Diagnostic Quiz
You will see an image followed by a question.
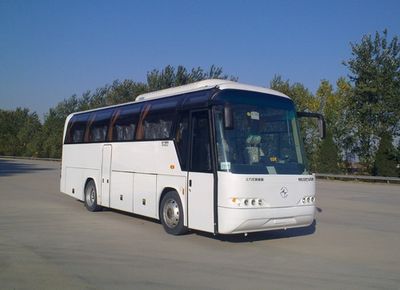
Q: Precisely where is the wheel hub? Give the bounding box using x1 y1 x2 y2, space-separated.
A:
163 199 180 228
86 186 96 206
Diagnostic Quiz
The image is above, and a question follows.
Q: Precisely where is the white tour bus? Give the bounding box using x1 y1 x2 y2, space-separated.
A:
60 80 325 235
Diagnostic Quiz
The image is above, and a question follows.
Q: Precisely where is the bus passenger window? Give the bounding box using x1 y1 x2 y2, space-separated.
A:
72 128 84 143
112 104 141 141
66 113 89 144
140 98 178 140
88 109 114 142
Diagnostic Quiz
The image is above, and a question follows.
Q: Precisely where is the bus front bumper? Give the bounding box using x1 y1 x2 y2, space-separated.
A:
217 205 315 234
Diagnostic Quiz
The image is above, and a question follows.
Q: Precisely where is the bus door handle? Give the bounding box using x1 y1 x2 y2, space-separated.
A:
189 179 192 187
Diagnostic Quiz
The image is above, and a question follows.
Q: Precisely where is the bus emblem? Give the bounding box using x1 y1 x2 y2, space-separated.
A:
280 187 289 199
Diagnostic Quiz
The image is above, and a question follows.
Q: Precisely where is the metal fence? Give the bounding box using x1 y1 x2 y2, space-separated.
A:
316 173 400 184
0 155 61 162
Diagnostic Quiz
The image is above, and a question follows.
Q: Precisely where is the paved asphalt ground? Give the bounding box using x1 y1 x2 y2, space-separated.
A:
0 158 399 290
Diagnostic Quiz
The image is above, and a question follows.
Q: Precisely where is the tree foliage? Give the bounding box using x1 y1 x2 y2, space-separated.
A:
344 29 400 170
146 65 237 91
0 108 42 156
373 133 398 177
317 129 340 174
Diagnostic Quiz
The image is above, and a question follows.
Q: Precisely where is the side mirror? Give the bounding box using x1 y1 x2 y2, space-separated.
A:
224 104 234 130
297 112 326 139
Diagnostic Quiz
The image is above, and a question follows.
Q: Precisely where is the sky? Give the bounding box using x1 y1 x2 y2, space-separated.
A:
1 0 399 119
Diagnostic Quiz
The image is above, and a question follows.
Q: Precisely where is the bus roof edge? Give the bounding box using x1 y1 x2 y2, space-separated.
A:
136 79 289 102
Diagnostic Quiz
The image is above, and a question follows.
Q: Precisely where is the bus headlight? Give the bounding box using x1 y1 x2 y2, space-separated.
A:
300 195 315 205
231 197 266 207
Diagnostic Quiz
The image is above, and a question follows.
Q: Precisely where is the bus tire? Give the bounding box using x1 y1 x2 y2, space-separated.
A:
84 179 102 212
160 191 187 235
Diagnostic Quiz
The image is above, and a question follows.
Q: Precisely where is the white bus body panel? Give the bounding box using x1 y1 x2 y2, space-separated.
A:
217 172 316 234
61 143 104 200
110 171 134 212
133 173 157 218
101 145 112 206
60 141 188 224
187 172 214 233
218 206 315 234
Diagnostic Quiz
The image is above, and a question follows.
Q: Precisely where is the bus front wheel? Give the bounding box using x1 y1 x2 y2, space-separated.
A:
84 179 102 212
160 191 187 235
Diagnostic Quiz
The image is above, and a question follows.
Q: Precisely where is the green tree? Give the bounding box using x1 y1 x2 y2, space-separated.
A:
270 75 319 111
316 129 340 173
344 29 400 172
315 80 340 172
373 133 398 176
0 108 42 156
18 111 42 157
146 65 236 91
41 96 81 158
315 78 358 172
331 78 356 170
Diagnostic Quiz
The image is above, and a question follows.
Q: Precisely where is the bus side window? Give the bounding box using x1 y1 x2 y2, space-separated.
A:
64 120 74 144
88 109 114 142
136 104 151 141
112 104 141 141
175 112 189 171
66 113 89 144
139 98 178 140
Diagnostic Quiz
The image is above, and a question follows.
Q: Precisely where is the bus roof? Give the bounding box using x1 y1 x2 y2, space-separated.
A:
67 79 290 117
136 79 289 101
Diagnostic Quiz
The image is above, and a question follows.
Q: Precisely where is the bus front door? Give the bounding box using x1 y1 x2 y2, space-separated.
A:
101 144 112 207
187 110 214 233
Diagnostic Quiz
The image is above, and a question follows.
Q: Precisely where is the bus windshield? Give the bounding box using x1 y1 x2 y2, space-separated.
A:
213 90 308 175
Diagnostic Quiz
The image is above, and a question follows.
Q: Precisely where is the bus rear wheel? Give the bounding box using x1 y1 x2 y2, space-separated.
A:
160 191 187 235
84 179 102 212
